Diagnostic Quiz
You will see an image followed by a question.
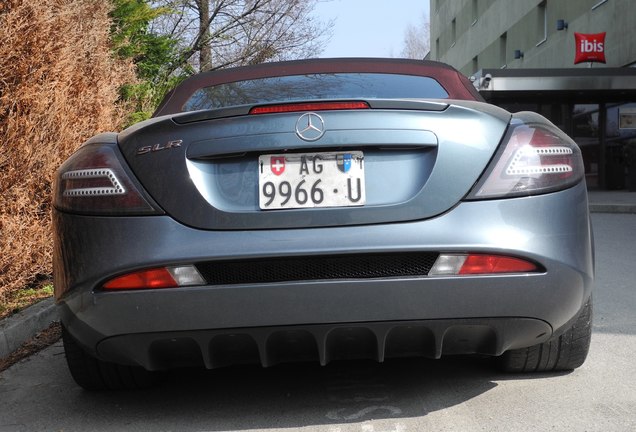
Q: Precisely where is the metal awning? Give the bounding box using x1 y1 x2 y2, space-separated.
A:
472 68 636 101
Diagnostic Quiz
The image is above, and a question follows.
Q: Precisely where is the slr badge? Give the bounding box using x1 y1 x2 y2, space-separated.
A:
137 139 183 156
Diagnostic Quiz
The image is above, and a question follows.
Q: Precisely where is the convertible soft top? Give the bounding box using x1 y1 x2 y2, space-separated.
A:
153 58 483 116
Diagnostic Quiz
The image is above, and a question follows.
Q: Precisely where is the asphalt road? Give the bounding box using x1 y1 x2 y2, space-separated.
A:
1 213 635 432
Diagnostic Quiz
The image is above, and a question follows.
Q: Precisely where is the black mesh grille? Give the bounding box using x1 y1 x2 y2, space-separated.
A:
196 252 439 285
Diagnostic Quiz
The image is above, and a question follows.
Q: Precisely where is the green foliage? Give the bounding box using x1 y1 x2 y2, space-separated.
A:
109 0 184 124
110 0 171 78
0 284 54 320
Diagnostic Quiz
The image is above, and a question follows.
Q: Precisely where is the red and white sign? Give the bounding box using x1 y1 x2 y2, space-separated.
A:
574 32 606 64
270 156 286 176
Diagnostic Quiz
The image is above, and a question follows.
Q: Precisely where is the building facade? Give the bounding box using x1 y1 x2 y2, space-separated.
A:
431 0 636 75
430 0 636 190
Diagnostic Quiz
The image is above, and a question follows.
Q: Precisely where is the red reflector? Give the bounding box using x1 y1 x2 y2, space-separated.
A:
250 101 369 114
103 268 178 290
458 255 538 275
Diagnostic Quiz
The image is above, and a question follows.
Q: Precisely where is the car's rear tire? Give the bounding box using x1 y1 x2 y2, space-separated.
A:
62 326 155 390
499 297 592 373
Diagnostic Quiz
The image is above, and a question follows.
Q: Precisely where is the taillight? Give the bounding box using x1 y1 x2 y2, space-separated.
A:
430 254 540 276
103 265 205 290
467 118 585 199
53 143 161 215
249 101 369 114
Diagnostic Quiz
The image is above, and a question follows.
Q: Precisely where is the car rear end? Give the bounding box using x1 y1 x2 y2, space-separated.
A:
52 59 593 385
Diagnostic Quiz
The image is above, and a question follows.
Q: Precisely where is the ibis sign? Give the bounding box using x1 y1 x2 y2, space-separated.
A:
574 32 606 64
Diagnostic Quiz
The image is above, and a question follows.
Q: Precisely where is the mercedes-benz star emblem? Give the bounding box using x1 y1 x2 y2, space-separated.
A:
295 112 325 142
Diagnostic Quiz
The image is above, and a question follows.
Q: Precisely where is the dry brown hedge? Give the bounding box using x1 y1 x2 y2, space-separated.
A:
0 0 136 303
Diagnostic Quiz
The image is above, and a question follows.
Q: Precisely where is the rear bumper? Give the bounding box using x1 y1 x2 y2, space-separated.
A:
87 318 551 371
54 182 593 368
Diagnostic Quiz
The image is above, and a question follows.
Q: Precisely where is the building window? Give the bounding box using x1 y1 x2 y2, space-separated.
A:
472 56 478 73
451 18 456 47
436 38 440 60
500 33 507 68
471 0 478 25
536 1 547 46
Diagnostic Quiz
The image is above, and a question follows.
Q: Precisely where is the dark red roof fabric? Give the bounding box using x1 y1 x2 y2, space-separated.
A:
155 58 481 117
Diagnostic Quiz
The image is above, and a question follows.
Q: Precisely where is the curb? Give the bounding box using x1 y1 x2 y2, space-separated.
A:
589 204 636 214
0 298 58 359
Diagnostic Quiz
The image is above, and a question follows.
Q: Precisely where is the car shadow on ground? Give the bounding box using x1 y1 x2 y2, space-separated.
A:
64 354 568 431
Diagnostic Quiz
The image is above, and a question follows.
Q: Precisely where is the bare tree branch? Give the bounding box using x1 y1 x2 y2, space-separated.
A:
152 0 333 75
400 12 430 59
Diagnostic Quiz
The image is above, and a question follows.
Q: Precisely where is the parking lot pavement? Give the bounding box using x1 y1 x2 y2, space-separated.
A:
0 213 635 431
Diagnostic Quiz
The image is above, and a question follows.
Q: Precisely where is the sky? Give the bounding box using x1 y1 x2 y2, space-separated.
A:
312 0 431 58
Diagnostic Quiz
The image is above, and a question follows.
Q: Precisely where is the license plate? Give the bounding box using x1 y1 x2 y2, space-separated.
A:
258 151 365 210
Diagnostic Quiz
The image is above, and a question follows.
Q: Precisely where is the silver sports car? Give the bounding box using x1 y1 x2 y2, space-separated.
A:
53 58 593 390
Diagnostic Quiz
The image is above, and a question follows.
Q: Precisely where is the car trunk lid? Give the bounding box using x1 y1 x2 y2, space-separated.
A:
117 99 510 230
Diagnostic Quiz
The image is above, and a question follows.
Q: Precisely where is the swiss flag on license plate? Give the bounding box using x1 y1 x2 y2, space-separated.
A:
270 156 285 176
